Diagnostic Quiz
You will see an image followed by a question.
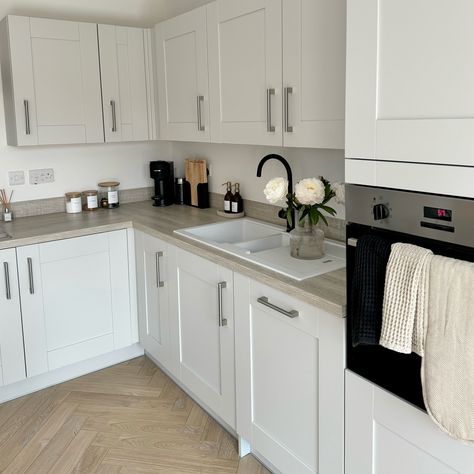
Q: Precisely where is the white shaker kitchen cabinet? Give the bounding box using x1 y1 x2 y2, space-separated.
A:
0 249 26 387
154 6 210 142
346 0 474 166
345 371 474 474
98 25 150 143
235 276 345 474
17 231 133 378
135 231 178 378
0 16 103 146
207 0 283 146
172 248 235 429
282 0 345 149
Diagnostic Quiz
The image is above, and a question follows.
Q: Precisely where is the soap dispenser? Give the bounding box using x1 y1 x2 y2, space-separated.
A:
232 183 244 214
223 181 233 213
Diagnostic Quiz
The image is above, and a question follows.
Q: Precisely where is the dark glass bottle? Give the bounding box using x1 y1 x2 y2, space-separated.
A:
232 183 244 214
223 181 233 213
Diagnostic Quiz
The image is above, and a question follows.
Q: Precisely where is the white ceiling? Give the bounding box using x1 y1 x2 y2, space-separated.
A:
0 0 213 27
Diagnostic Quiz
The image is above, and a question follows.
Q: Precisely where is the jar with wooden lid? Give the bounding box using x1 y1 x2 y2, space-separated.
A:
98 181 120 209
82 190 98 211
65 192 82 214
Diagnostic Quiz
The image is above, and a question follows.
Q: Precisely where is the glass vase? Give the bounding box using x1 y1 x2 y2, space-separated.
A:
289 210 325 260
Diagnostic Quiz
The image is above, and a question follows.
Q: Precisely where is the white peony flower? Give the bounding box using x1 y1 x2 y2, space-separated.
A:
295 178 325 205
332 182 345 204
263 177 288 204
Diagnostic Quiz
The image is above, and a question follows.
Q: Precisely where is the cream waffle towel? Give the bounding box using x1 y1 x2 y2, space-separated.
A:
422 255 474 443
380 243 433 356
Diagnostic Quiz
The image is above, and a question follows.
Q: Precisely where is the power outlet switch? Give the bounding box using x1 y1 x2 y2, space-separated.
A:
29 168 55 185
8 170 25 186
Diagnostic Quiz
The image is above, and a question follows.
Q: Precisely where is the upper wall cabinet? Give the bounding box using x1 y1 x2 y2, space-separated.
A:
98 25 151 143
0 16 104 146
207 1 282 147
282 0 346 149
346 0 474 166
154 6 211 142
207 0 346 148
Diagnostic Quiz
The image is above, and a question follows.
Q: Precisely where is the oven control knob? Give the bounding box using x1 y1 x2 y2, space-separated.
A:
373 203 390 220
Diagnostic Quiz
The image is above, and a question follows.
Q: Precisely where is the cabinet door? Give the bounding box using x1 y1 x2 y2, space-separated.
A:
135 231 178 377
173 249 235 428
208 0 282 145
346 0 474 166
283 0 345 149
99 25 149 143
18 231 132 377
0 249 26 386
1 16 103 146
345 371 474 474
235 276 345 474
155 6 210 142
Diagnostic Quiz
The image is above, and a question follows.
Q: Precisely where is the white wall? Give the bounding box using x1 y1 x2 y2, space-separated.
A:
171 142 346 218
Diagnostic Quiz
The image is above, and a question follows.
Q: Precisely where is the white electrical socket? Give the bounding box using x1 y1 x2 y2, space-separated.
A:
8 170 25 186
29 168 55 185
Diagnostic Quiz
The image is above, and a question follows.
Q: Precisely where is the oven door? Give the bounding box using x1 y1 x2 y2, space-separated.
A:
346 222 474 410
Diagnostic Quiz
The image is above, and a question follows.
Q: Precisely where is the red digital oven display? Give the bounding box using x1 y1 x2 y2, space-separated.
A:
423 206 453 222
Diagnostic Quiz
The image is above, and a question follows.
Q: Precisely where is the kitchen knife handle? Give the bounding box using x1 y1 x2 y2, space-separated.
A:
217 281 227 327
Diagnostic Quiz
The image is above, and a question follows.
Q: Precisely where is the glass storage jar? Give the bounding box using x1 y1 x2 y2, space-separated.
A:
98 181 120 209
82 190 98 211
65 192 82 214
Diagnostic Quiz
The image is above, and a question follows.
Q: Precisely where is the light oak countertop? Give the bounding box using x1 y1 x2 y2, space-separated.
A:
0 202 346 317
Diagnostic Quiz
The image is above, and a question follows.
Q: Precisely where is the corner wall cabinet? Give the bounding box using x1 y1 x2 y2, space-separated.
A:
154 6 211 142
234 275 345 474
345 371 474 474
0 248 26 387
0 16 104 146
98 25 150 142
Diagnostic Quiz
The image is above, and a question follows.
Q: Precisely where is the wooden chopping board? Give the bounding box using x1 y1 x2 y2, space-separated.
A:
185 159 207 206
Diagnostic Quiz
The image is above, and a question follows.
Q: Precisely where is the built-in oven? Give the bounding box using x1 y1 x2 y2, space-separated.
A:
345 184 474 410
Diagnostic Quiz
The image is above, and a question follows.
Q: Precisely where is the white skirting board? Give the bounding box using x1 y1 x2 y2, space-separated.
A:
0 343 144 404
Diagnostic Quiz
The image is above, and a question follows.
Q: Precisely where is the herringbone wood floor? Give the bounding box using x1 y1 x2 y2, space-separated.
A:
0 356 271 473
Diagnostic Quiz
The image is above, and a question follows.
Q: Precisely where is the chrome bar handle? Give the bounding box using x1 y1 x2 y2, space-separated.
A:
197 95 205 131
284 87 293 133
27 257 34 295
24 100 31 135
266 88 275 132
3 262 11 300
217 281 227 327
110 100 117 132
155 251 164 288
257 296 299 319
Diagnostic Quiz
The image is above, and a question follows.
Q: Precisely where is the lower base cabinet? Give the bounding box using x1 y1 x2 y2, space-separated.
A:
173 248 236 430
345 370 474 474
17 230 134 378
0 248 26 386
234 275 345 474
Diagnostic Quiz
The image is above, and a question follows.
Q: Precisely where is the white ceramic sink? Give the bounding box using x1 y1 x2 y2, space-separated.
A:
175 218 346 281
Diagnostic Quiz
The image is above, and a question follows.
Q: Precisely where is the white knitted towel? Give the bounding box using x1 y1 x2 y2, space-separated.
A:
380 243 433 356
422 255 474 443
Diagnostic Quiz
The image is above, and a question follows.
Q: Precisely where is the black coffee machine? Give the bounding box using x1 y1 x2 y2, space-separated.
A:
150 161 174 206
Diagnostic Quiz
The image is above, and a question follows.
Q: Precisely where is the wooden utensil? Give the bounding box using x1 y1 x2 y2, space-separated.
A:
185 159 207 206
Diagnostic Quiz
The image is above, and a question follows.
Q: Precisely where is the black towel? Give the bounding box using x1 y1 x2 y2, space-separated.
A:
351 234 392 347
